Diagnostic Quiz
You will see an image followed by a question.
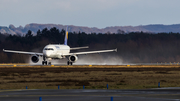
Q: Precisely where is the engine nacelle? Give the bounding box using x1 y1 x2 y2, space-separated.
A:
69 55 78 62
31 55 39 63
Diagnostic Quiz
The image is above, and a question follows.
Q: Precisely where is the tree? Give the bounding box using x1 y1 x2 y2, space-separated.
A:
117 29 125 34
2 27 180 63
37 29 41 36
25 30 33 38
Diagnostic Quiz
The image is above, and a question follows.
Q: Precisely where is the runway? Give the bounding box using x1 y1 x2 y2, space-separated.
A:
0 88 180 101
0 63 180 68
0 64 179 101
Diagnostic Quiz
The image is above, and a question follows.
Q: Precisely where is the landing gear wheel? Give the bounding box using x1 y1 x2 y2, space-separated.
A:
67 61 73 65
42 61 47 65
48 62 51 65
67 61 70 65
45 61 47 65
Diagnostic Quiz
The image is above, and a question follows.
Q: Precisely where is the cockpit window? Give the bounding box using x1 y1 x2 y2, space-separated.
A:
44 48 54 50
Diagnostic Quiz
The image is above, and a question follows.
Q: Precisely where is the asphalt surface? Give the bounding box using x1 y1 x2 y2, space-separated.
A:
0 88 180 101
1 62 180 66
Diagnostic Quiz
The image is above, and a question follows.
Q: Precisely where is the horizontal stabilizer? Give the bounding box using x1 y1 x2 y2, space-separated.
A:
70 46 89 50
63 48 117 56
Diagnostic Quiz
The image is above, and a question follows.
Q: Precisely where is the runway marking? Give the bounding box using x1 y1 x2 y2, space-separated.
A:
0 93 180 98
1 65 180 68
0 89 25 92
0 89 39 93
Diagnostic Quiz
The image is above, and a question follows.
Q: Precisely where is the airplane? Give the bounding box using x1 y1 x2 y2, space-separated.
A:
3 27 117 65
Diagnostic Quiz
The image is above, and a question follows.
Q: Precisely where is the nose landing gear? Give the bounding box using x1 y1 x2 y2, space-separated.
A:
42 56 47 65
42 61 47 65
42 56 51 65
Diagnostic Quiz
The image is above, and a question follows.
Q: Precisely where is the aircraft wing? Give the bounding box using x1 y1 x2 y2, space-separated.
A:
64 48 117 55
3 49 43 56
70 46 89 50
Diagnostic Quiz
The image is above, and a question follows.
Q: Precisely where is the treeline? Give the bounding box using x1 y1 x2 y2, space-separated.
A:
0 27 180 63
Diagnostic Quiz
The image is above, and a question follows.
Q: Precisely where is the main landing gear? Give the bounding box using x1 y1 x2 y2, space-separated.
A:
42 56 51 65
42 61 51 65
67 61 73 65
42 61 47 65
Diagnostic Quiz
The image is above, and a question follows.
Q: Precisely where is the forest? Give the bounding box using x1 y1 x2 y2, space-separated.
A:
0 27 180 63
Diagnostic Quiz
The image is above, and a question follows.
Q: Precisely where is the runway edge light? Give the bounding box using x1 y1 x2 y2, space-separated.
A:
158 82 160 88
39 97 42 101
111 97 113 101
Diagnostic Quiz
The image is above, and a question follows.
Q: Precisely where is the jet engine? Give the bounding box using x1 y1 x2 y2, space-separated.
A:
31 55 39 63
69 55 78 62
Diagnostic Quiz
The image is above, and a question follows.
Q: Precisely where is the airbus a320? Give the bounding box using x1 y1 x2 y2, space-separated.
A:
3 27 117 65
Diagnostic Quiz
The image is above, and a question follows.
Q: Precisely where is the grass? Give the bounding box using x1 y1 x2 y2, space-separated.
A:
0 66 180 89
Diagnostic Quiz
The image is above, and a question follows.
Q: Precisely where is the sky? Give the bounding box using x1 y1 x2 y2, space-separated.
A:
0 0 180 28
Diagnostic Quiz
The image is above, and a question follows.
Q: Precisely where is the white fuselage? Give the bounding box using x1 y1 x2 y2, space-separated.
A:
43 44 70 59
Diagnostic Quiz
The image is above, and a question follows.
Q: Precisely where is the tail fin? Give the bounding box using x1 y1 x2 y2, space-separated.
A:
64 26 68 45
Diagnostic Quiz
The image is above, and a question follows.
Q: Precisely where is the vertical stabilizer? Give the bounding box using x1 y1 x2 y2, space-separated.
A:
64 26 68 45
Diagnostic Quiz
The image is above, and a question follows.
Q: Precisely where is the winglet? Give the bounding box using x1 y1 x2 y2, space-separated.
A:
114 48 117 52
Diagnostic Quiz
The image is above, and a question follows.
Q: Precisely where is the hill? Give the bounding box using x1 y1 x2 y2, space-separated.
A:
1 23 180 35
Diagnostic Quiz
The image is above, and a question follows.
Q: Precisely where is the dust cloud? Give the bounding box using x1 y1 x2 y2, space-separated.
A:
26 56 67 65
75 54 124 65
26 54 124 65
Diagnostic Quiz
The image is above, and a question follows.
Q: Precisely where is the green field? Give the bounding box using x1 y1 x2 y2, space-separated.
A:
0 65 180 89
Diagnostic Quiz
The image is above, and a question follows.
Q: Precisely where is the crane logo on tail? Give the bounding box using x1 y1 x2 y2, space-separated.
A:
64 26 68 45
